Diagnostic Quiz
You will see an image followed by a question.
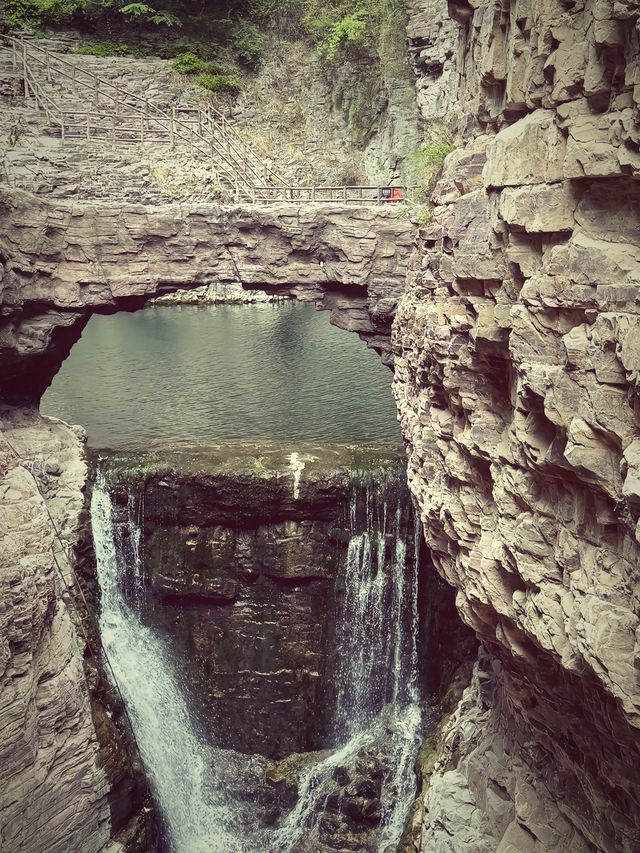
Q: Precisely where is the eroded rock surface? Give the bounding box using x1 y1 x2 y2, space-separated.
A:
395 0 640 849
0 408 154 852
0 189 413 401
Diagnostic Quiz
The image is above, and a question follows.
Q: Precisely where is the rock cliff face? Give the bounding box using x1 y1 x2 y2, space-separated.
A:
395 0 640 849
234 36 425 187
0 408 154 852
0 189 413 401
2 0 639 848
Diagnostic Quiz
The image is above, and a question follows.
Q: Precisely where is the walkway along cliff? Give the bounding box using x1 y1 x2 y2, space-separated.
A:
1 0 640 850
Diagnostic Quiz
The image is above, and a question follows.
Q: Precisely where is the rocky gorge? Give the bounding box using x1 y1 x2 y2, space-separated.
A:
395 0 640 849
1 0 640 852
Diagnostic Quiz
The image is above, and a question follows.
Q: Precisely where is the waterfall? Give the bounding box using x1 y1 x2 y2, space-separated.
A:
273 475 422 852
91 471 252 853
91 464 423 853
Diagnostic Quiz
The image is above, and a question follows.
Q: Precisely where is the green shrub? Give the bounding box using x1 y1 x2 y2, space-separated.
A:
407 130 456 201
320 9 367 60
195 72 242 94
418 140 455 170
158 39 219 60
76 40 153 57
76 40 131 57
172 51 209 74
172 52 234 79
411 204 433 227
231 19 265 67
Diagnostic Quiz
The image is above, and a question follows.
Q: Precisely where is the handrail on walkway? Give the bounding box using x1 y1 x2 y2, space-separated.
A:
0 33 412 205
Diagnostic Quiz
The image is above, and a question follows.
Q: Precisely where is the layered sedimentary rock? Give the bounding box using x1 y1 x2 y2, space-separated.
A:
0 408 154 852
406 0 458 125
0 189 413 401
395 0 640 849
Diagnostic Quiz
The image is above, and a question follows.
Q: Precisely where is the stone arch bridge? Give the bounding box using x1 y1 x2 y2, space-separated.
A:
0 188 414 403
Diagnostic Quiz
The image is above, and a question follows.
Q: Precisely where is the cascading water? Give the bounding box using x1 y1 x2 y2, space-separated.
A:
91 470 258 853
274 473 423 852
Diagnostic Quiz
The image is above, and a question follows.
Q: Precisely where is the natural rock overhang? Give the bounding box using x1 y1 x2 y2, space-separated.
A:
0 189 414 403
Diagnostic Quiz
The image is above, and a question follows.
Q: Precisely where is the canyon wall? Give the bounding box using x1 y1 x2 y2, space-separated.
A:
2 0 640 848
395 0 640 849
0 408 154 852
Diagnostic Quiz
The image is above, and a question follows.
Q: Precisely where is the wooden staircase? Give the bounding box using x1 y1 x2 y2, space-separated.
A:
0 34 410 205
0 33 288 201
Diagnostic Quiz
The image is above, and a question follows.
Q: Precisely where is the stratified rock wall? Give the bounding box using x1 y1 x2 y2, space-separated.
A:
0 191 413 401
407 0 459 125
395 0 640 849
0 409 153 852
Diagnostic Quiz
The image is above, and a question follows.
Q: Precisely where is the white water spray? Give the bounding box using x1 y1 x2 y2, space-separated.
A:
287 451 305 500
91 471 249 853
274 475 423 852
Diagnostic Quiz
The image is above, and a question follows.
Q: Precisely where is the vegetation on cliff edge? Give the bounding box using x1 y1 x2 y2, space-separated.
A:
3 0 407 69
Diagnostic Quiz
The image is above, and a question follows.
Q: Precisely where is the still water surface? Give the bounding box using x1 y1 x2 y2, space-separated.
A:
42 302 401 448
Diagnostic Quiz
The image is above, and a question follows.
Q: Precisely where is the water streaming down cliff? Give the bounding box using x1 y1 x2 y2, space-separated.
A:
91 471 261 853
91 461 423 852
274 476 423 852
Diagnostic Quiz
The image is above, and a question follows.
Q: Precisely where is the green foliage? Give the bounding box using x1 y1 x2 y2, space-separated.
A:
231 19 265 67
4 0 80 29
195 72 241 94
417 140 455 170
319 8 366 59
76 40 133 56
158 38 219 60
172 50 208 74
407 127 456 203
295 0 407 66
120 2 153 17
411 204 433 227
2 0 408 85
172 51 233 81
3 0 181 31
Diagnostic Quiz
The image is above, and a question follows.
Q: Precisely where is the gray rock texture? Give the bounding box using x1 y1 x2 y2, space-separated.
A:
2 0 640 849
395 0 640 849
0 189 413 401
406 0 458 125
150 282 289 304
0 408 154 852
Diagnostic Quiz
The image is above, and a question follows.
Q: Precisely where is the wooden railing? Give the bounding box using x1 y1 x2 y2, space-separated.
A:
0 33 287 197
251 185 412 203
0 34 411 206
